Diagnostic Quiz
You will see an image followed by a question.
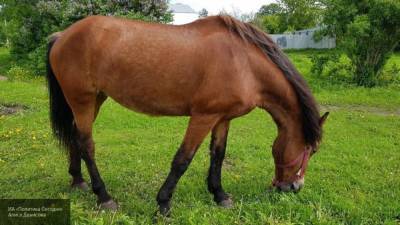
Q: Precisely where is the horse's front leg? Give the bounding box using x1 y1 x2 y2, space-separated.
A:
156 115 221 216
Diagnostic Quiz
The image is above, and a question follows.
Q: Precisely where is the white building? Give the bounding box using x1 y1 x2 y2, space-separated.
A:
270 28 336 49
169 3 199 25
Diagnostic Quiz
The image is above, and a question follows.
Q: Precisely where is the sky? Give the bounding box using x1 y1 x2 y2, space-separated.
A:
170 0 276 15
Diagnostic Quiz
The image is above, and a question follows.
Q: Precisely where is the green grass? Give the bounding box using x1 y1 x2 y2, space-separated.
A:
1 49 399 224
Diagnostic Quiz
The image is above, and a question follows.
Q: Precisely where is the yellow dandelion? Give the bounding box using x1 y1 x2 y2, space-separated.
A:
32 136 36 140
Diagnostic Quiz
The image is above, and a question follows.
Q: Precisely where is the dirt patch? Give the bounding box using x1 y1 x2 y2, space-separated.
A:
0 75 8 81
321 104 400 116
0 103 28 115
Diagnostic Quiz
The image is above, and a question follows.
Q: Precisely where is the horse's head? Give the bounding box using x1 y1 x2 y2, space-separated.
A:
272 112 329 192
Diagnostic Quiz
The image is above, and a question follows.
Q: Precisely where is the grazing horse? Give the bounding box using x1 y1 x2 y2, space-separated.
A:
46 15 329 215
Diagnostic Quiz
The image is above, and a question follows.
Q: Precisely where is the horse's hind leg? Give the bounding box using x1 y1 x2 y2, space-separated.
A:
69 92 107 191
69 140 88 190
157 115 221 215
207 120 233 207
69 94 116 210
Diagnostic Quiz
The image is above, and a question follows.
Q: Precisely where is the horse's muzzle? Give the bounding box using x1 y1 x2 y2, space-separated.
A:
274 177 305 193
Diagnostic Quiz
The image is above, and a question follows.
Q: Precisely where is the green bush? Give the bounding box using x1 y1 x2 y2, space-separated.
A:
26 44 47 76
311 52 400 87
6 66 33 81
310 52 354 84
0 25 6 46
380 63 400 86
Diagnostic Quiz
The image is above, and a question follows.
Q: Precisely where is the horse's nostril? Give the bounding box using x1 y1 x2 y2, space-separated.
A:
290 183 296 190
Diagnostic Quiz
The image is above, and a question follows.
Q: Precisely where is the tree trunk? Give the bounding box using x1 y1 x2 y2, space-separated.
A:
352 47 389 87
354 63 376 87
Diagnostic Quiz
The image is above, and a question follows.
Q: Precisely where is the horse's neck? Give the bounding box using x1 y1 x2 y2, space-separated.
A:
253 57 304 147
267 100 302 139
263 90 304 164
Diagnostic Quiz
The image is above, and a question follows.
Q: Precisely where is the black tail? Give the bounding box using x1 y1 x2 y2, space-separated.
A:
46 36 77 150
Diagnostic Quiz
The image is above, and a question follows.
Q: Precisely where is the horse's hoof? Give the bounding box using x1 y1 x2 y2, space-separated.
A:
99 199 118 211
218 197 234 208
71 181 89 191
158 204 171 217
153 209 171 223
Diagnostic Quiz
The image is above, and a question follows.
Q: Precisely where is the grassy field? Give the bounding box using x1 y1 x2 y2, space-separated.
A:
1 48 399 224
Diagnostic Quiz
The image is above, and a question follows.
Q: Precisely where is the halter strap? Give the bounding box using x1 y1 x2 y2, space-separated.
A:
275 149 308 169
272 147 312 187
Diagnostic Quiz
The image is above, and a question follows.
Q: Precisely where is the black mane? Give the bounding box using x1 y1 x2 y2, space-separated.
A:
218 15 322 146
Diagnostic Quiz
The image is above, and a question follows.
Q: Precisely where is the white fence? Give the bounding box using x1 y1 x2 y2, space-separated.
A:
269 28 336 49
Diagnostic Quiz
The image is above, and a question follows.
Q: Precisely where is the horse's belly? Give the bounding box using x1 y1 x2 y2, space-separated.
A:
111 94 191 116
102 80 194 116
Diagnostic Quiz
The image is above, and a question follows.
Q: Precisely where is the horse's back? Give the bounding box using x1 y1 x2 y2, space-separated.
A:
50 16 257 117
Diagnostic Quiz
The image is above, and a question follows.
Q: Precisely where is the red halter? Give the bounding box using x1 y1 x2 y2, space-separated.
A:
272 147 312 187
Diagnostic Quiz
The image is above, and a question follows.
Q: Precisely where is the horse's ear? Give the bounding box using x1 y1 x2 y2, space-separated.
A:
319 112 329 126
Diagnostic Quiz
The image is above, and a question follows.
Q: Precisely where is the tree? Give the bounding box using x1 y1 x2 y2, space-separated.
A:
320 0 400 86
199 8 208 18
257 3 283 16
280 0 322 31
260 15 286 34
0 0 172 75
255 0 322 34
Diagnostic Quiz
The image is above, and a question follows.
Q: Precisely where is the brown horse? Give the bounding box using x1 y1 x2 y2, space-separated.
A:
46 15 329 215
